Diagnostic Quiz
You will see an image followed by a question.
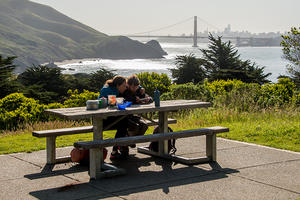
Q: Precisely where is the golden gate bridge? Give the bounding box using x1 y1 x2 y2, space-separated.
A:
125 16 280 47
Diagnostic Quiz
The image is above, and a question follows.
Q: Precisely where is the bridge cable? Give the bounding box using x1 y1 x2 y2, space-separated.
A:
129 16 194 35
197 16 221 31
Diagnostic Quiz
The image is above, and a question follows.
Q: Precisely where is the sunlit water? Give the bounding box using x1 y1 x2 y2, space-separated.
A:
59 37 288 82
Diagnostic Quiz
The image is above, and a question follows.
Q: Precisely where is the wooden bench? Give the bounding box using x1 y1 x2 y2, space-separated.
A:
32 118 177 164
74 126 229 179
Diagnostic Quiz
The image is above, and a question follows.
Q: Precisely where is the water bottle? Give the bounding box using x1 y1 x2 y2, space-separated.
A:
154 89 160 107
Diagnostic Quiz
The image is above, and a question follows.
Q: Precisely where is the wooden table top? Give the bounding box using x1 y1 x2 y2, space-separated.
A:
45 100 211 120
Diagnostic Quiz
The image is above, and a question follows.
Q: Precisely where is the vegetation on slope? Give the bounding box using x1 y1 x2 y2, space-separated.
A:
0 0 165 72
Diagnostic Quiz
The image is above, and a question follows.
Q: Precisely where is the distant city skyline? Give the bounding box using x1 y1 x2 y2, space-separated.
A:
31 0 300 36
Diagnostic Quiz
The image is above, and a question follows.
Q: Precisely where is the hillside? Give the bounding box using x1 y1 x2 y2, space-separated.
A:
0 0 165 72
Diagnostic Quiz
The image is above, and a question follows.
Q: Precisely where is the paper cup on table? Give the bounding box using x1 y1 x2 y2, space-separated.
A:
116 97 124 105
108 95 117 106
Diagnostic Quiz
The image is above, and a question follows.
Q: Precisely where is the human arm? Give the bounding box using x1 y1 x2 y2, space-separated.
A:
135 86 153 104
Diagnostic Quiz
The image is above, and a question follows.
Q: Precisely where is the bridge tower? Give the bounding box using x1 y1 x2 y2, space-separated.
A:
193 16 198 47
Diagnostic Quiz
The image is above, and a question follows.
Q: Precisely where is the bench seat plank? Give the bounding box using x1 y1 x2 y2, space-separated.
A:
74 126 229 149
33 126 93 138
137 147 211 165
32 118 177 138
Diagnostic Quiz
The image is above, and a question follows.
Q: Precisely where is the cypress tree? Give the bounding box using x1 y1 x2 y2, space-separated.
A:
200 34 271 84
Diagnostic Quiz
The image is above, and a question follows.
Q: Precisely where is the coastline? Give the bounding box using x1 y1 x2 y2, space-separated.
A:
53 58 101 66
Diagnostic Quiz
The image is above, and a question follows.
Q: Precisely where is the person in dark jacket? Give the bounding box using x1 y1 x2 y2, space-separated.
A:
122 74 153 104
99 75 129 160
121 75 153 148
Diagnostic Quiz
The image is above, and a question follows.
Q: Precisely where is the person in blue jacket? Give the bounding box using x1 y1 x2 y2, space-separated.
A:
99 76 127 99
99 75 129 160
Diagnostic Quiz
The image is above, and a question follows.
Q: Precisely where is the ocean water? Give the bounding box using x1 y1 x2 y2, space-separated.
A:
59 37 289 83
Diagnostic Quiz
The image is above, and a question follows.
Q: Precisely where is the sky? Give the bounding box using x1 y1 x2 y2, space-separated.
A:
31 0 300 36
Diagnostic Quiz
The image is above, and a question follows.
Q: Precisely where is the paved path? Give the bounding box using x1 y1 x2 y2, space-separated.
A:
0 137 299 200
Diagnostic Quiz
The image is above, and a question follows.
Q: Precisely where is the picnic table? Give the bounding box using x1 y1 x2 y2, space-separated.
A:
43 100 228 179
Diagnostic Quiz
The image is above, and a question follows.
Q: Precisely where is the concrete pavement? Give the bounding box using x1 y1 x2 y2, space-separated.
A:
0 137 299 200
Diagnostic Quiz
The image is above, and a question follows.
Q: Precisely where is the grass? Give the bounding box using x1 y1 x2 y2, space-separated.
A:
174 108 300 152
0 108 299 154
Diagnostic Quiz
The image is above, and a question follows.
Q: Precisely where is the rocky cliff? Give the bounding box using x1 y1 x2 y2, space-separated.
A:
0 0 166 72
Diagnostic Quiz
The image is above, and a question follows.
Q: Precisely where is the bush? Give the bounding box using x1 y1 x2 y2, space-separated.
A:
1 79 298 131
161 79 299 112
137 72 171 97
63 73 91 93
0 93 46 130
63 68 116 93
0 90 100 130
89 68 116 91
205 79 247 96
257 78 297 107
161 82 212 102
46 102 65 109
294 93 300 105
213 84 261 112
63 89 99 107
281 27 300 88
0 55 20 98
17 65 67 104
170 54 206 84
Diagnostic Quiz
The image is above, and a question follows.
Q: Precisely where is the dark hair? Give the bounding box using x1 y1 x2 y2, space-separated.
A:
105 75 126 87
127 74 140 86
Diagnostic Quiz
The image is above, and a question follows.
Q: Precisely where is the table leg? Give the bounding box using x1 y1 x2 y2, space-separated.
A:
89 117 126 179
90 117 103 179
206 133 217 161
46 136 56 164
137 111 214 165
158 111 169 155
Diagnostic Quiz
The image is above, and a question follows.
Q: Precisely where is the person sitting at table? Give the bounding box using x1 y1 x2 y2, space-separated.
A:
123 74 153 104
99 75 129 160
121 74 153 147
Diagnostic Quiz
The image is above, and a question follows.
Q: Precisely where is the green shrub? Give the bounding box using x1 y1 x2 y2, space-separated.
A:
0 93 46 130
0 90 101 130
205 79 247 96
46 102 65 109
0 55 20 98
294 93 300 105
63 89 99 107
161 82 212 102
137 72 171 97
161 79 299 112
257 78 296 107
17 65 67 104
213 84 261 112
1 78 298 131
171 54 206 84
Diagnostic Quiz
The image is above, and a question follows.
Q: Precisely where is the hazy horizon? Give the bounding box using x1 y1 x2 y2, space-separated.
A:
31 0 300 36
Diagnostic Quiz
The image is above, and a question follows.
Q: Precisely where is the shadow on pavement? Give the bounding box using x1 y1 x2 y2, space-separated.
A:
24 164 88 180
28 154 239 200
